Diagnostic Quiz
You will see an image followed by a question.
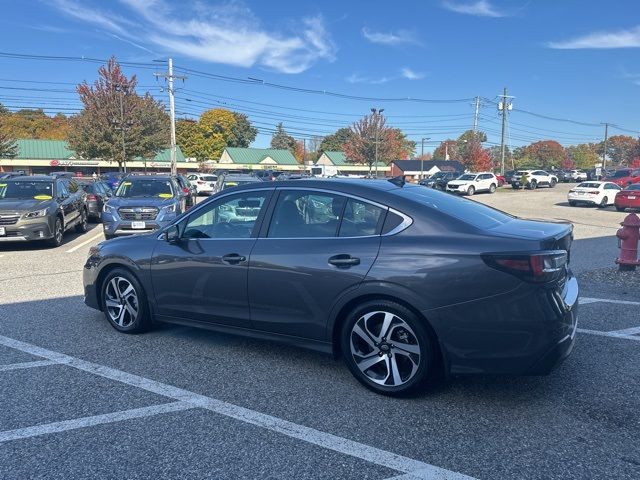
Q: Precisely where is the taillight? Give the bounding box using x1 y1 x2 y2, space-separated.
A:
482 250 567 283
587 190 599 195
182 187 189 194
568 190 576 194
87 194 97 201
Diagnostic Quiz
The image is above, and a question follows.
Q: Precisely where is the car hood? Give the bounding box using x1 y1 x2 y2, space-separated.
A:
106 197 177 208
0 198 54 213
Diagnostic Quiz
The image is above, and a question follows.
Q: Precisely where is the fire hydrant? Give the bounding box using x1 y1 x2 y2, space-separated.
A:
616 213 640 271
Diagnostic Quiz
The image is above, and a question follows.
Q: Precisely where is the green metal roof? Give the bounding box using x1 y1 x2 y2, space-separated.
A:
9 139 183 162
321 151 386 168
224 147 298 165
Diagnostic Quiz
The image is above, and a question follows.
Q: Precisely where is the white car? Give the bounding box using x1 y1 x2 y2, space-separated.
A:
187 173 218 196
568 181 621 208
446 172 498 196
568 170 588 182
511 170 558 189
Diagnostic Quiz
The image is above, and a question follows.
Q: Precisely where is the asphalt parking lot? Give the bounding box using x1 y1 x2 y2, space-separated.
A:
1 183 639 480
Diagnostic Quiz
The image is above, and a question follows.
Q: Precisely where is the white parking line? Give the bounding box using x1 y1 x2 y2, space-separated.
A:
580 296 640 306
0 402 193 443
577 328 640 342
65 231 104 253
0 334 476 480
0 359 60 372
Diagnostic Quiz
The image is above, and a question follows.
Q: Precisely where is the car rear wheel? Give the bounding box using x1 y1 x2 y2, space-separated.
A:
616 206 626 212
598 197 608 208
467 186 475 196
101 269 151 333
341 301 435 396
489 183 496 193
75 209 88 233
569 201 577 207
46 217 64 248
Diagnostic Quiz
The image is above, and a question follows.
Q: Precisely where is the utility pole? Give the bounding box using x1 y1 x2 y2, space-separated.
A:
602 122 609 174
371 108 384 177
473 96 480 133
154 58 186 176
498 88 514 175
420 137 430 179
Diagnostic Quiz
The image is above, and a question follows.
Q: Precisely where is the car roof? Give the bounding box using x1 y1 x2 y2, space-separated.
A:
6 175 54 182
222 178 403 196
223 174 261 181
123 175 173 181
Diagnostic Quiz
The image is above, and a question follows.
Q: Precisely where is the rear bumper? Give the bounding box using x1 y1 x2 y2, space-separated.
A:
614 198 640 208
426 274 579 376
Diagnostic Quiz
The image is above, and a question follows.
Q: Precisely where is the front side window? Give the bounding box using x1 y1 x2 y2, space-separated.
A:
183 192 268 239
56 180 69 197
268 191 346 238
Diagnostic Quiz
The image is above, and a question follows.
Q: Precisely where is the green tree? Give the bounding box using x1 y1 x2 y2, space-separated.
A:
319 127 353 152
597 135 638 166
489 145 513 171
566 143 599 169
230 112 257 147
270 123 296 152
0 120 17 158
68 57 169 170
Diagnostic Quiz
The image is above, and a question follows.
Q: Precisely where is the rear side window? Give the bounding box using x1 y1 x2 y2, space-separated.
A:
338 199 385 237
268 191 345 238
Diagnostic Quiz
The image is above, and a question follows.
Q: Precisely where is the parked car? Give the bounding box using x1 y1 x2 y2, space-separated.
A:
567 181 621 208
173 174 197 210
101 175 185 240
0 171 26 179
503 170 517 185
187 173 218 196
603 168 640 188
566 170 588 182
83 178 578 396
0 175 88 247
511 170 558 189
102 172 126 191
549 170 569 183
614 184 640 212
495 174 506 187
214 173 261 193
419 171 462 190
74 177 112 222
446 172 498 195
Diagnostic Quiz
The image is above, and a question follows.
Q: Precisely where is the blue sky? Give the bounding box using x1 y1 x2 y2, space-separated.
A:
1 0 640 151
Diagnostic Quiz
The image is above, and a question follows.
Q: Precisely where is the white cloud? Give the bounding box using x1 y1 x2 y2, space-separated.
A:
548 26 640 49
441 1 508 18
346 73 390 85
48 0 336 74
361 27 419 46
400 67 424 80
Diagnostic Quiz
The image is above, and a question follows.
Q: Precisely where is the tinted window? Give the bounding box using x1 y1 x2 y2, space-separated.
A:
627 184 640 191
396 186 514 229
57 180 69 197
115 179 174 198
0 181 54 199
381 211 405 235
268 191 345 238
577 182 601 188
339 199 385 237
459 174 476 181
612 170 631 178
183 192 268 239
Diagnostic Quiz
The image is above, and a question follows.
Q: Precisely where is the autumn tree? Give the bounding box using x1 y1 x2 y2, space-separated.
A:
270 123 296 152
566 143 599 169
433 140 459 160
462 137 491 171
0 114 17 158
597 135 638 166
457 130 487 158
69 57 169 170
342 112 411 172
489 145 513 171
520 140 565 169
561 157 575 170
293 140 305 164
319 128 353 152
1 108 70 140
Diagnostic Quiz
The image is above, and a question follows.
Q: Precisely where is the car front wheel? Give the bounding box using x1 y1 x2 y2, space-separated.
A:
467 186 475 196
550 179 557 187
101 269 151 333
46 217 64 248
341 301 435 396
75 209 88 233
489 183 496 193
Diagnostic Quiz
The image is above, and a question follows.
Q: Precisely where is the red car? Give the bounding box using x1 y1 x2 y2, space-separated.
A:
614 184 640 212
603 168 640 187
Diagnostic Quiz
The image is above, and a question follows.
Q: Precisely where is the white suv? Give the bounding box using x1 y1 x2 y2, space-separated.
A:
511 170 558 189
187 173 218 196
567 170 588 182
446 172 498 196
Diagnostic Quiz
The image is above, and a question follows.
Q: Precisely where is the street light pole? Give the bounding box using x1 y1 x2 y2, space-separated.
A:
371 108 385 178
420 137 430 179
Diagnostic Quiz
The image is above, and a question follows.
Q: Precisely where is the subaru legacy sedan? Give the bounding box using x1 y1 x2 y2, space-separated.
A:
84 178 578 396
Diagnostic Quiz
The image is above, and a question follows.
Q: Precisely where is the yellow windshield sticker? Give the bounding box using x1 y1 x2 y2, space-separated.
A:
158 193 172 198
34 195 52 200
226 182 237 187
122 181 132 186
0 183 7 187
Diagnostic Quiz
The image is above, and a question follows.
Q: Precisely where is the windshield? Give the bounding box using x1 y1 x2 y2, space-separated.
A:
612 170 631 178
430 172 446 179
626 184 640 191
458 174 476 181
202 175 217 181
115 179 174 198
577 182 601 188
0 181 54 200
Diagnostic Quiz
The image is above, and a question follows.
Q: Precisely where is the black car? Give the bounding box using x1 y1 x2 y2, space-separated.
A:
0 175 88 246
83 178 578 396
74 178 112 221
173 174 197 209
419 171 461 190
0 171 26 180
503 170 517 185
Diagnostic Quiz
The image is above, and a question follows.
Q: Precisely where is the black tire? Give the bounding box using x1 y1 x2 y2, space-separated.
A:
46 217 64 248
616 206 626 212
101 268 151 333
529 180 537 190
467 186 475 196
75 209 88 233
341 300 436 397
489 183 496 194
550 179 557 187
569 201 577 207
598 197 609 208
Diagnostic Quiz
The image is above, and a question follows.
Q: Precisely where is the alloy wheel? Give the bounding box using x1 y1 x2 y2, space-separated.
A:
104 277 139 327
54 220 63 244
349 311 421 387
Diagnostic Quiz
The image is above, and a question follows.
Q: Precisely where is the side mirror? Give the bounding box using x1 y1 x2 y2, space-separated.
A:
164 224 180 244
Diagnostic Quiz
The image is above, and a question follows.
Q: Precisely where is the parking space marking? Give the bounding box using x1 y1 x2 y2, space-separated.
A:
608 326 640 336
65 231 104 253
577 328 640 342
0 334 476 480
0 359 59 372
0 401 193 443
580 296 640 306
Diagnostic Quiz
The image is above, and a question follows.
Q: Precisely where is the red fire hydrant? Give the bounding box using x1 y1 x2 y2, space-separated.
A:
616 213 640 271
